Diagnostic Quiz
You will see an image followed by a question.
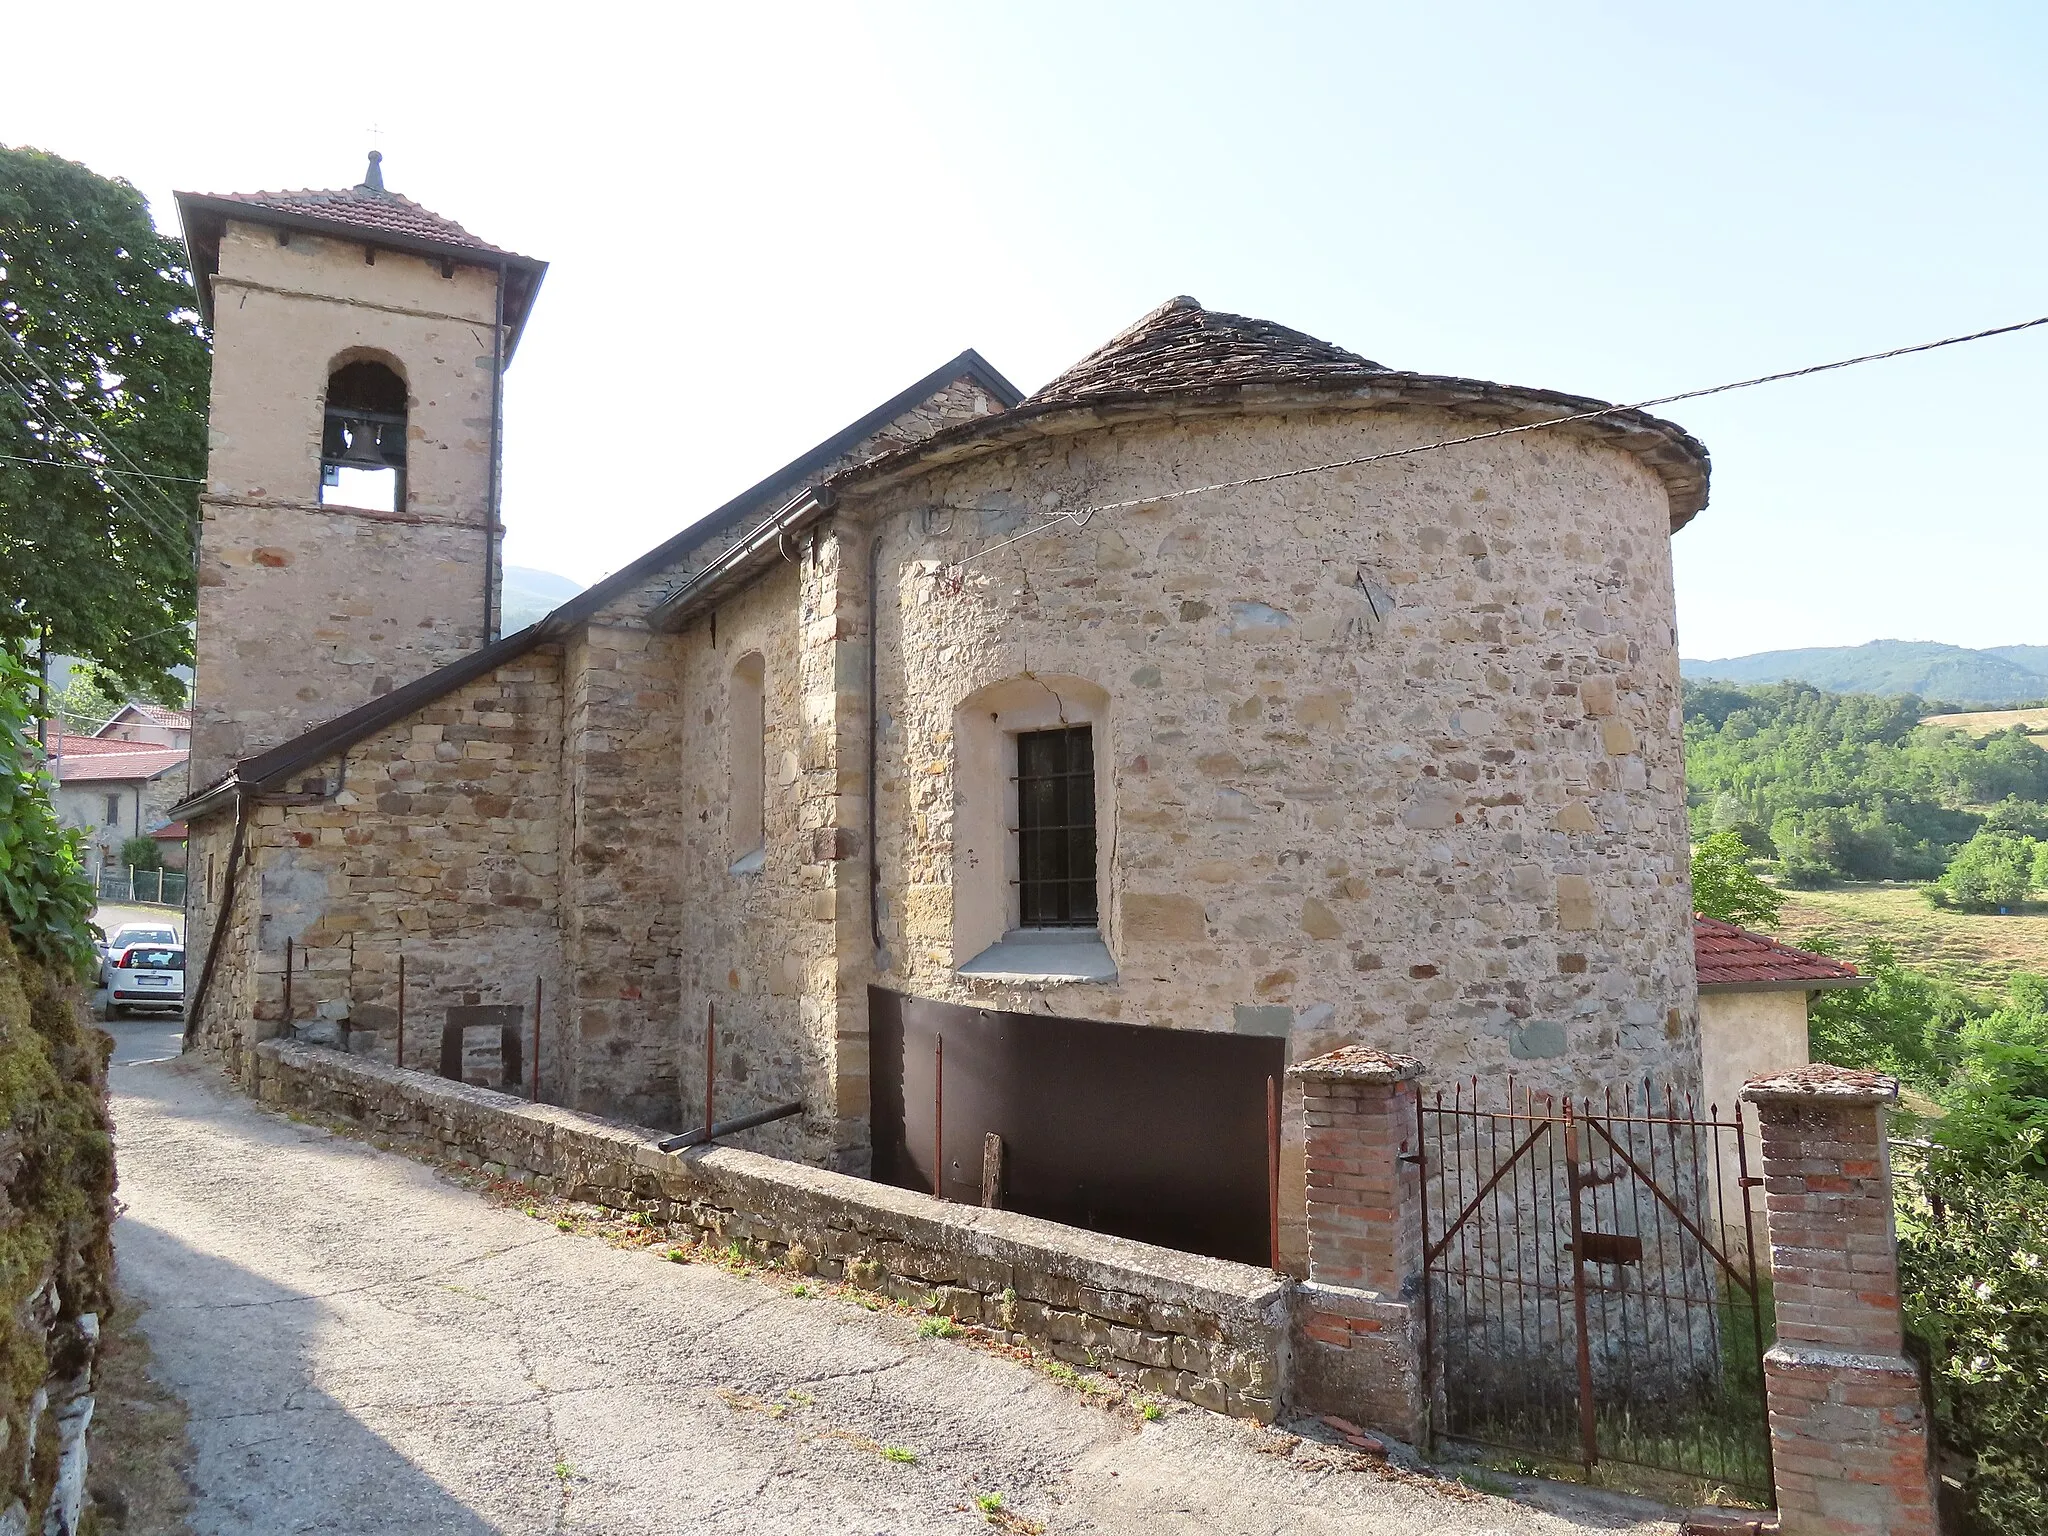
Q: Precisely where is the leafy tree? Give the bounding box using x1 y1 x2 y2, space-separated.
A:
0 146 208 702
1690 829 1784 928
0 650 97 977
1684 681 2048 886
1933 832 2039 914
1896 1147 2048 1535
2035 839 2048 898
1808 938 1975 1093
50 672 122 735
118 835 162 872
1934 976 2048 1167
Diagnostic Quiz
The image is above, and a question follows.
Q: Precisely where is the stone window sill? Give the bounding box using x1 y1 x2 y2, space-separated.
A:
729 848 766 876
957 929 1116 985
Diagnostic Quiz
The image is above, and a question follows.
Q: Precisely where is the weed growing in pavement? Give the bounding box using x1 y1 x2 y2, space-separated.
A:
784 1390 815 1408
916 1316 959 1339
975 1492 1004 1512
881 1445 917 1464
666 1247 688 1263
790 1282 812 1297
1141 1402 1163 1422
554 1219 573 1232
553 1462 574 1483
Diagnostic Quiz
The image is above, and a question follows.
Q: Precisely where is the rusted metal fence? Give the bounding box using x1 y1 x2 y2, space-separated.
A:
1419 1081 1773 1502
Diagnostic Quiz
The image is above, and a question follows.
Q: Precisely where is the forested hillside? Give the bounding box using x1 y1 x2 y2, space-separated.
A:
1682 640 2048 706
1684 681 2048 885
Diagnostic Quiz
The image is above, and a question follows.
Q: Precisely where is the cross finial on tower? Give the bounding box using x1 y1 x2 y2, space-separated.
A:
359 149 385 192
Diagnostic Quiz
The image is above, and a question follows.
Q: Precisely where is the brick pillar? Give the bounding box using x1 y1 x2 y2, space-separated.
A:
1284 1046 1426 1444
1741 1066 1935 1536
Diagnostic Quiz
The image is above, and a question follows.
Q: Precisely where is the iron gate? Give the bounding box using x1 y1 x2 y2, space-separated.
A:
1418 1081 1774 1501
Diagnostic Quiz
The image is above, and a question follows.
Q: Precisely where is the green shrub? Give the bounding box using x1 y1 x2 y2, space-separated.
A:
1896 1146 2048 1536
118 835 163 872
1932 832 2039 914
1690 829 1785 928
0 651 97 979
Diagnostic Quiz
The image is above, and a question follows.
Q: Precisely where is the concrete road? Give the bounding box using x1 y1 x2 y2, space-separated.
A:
110 1057 1673 1536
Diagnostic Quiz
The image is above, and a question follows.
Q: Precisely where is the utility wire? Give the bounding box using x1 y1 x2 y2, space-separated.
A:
0 332 200 541
0 364 197 561
0 451 205 484
0 325 188 506
954 311 2048 573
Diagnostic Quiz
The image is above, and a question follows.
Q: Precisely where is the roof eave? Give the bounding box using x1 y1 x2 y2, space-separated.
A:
1699 975 1869 995
828 373 1713 532
173 191 548 354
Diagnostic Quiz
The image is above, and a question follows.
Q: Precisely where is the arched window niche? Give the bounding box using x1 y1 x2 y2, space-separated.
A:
728 651 766 873
951 673 1116 984
319 356 408 511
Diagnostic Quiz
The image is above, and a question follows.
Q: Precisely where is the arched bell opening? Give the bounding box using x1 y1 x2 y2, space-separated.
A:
319 358 408 511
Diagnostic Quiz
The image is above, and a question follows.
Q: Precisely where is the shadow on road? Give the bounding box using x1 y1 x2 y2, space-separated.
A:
109 1210 511 1536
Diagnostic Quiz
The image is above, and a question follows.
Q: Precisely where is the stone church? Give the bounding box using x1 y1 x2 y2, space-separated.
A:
173 158 1710 1252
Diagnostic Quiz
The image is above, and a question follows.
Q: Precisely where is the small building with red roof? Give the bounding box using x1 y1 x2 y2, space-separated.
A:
1695 916 1865 1233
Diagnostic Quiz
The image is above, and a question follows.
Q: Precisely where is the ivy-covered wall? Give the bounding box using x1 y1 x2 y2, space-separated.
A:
0 927 112 1535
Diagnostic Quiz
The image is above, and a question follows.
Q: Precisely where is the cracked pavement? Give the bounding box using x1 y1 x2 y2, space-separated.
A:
110 1040 1674 1535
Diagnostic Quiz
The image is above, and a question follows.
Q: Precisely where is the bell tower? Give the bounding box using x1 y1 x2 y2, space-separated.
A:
175 154 546 785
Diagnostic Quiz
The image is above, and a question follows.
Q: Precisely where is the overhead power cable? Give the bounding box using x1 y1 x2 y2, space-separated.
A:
0 451 205 484
0 328 201 541
0 360 198 561
953 310 2048 573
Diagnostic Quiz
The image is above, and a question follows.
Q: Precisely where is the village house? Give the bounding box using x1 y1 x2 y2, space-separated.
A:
48 705 192 870
173 157 1714 1266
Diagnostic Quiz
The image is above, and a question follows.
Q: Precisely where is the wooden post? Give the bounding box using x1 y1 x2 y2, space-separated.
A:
981 1132 1004 1209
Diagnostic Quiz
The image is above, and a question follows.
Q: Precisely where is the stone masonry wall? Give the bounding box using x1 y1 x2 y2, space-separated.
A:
187 652 565 1086
252 1038 1288 1421
193 219 502 784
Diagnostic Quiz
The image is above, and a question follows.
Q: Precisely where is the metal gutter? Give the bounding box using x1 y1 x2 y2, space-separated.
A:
646 487 836 632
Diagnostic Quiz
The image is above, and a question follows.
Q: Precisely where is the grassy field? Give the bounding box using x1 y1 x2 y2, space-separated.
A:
1921 705 2048 744
1777 882 2048 991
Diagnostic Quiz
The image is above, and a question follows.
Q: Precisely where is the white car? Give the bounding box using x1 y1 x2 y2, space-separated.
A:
107 943 186 1017
100 924 179 987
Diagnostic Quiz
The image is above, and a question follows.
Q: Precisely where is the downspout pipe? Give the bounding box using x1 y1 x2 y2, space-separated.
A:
867 526 883 957
485 260 506 645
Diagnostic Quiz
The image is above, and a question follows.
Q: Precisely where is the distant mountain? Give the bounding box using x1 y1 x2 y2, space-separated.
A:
1681 640 2048 706
1986 644 2048 675
500 567 585 633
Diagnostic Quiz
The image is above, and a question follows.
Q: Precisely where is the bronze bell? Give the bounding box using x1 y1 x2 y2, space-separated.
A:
332 414 391 469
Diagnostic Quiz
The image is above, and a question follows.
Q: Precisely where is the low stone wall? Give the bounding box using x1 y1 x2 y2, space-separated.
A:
252 1040 1289 1420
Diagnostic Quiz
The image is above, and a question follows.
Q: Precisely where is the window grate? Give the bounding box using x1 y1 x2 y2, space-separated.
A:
1016 726 1097 929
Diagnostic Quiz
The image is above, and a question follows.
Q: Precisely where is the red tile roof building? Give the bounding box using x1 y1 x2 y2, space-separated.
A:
1693 917 1863 991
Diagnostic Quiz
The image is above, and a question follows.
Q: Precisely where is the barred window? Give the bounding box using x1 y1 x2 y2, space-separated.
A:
1016 726 1097 928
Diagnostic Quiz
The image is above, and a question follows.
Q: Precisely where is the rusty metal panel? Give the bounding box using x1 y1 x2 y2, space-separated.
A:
440 1004 524 1088
868 987 1283 1266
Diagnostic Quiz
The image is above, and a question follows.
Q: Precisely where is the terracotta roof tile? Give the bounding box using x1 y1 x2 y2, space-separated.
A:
51 746 187 783
1027 296 1386 406
1694 917 1862 989
196 184 509 255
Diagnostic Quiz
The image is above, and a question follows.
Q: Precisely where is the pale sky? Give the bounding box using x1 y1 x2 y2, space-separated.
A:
7 2 2043 659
